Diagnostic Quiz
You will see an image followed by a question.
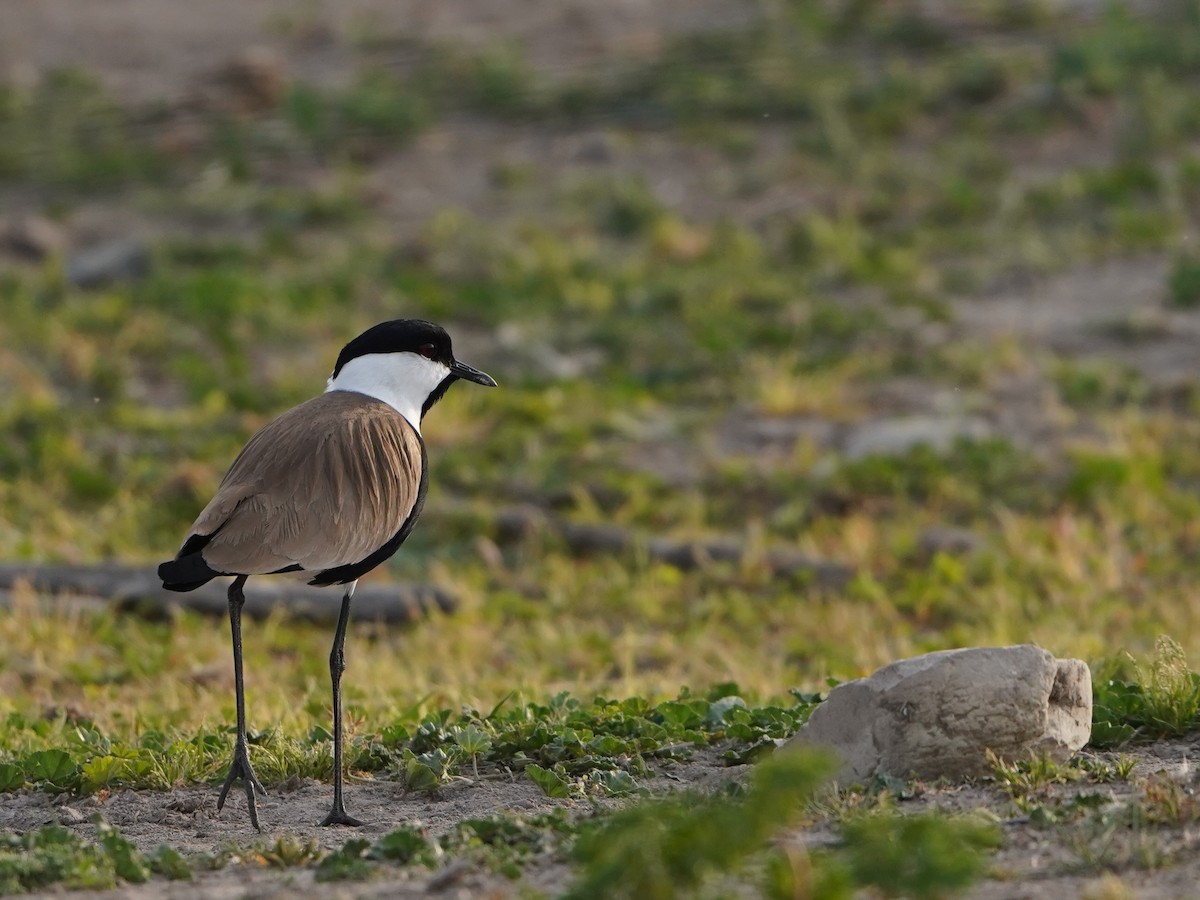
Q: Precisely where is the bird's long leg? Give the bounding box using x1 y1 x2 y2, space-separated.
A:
217 575 266 829
321 581 364 827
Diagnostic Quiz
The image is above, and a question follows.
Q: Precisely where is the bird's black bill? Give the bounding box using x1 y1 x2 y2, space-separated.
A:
451 359 497 387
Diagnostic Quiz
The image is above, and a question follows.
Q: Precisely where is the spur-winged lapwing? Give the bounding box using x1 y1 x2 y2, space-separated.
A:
158 319 496 828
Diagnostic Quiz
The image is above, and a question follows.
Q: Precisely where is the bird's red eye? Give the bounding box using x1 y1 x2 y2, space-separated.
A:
419 343 437 359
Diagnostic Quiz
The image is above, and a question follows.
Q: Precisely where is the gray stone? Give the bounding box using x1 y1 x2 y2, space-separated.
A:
918 527 983 558
2 215 66 259
787 645 1092 784
57 806 86 826
843 415 992 461
66 238 150 288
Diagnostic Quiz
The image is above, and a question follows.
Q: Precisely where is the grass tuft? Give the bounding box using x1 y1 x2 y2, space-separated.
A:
1094 637 1200 746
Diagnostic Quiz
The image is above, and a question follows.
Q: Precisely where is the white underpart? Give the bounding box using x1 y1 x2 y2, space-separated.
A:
326 352 450 433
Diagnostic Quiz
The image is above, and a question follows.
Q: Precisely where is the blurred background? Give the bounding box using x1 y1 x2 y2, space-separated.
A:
3 0 1200 731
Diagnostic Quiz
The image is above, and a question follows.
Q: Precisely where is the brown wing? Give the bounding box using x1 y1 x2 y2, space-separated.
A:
185 392 424 576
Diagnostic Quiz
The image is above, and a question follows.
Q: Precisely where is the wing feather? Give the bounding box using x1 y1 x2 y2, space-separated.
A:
183 392 423 576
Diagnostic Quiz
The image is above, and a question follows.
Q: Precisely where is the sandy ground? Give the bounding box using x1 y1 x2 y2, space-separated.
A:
0 747 738 898
2 741 1200 897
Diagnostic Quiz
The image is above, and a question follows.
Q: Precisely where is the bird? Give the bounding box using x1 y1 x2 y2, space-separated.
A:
158 319 496 829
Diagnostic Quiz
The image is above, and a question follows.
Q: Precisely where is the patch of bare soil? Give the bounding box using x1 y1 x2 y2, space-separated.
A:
1 748 738 898
0 0 758 103
5 742 1200 897
958 259 1200 389
5 779 560 898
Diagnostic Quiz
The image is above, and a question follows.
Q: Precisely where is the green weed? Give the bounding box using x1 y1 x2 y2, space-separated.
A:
314 838 374 883
441 811 573 878
565 748 836 899
0 688 817 799
310 814 561 882
834 812 1003 898
1094 637 1200 746
1168 255 1200 307
259 836 321 869
566 748 1001 899
988 751 1085 799
0 822 190 893
1077 754 1137 784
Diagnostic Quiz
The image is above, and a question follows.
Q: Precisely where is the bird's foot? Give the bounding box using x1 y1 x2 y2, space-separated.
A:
320 801 366 828
217 741 267 830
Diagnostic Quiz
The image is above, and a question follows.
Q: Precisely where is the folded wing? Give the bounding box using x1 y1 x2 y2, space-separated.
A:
178 391 424 579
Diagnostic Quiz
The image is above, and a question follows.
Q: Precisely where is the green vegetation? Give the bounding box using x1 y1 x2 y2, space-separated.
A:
564 748 997 900
0 822 190 893
0 686 814 797
1093 636 1200 747
834 812 1002 899
6 0 1200 895
1167 254 1200 307
565 749 834 899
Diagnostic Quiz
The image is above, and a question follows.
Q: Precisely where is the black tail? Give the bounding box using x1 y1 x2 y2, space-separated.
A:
158 549 220 593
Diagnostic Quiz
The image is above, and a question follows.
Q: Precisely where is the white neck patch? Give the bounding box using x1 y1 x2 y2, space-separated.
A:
326 352 451 433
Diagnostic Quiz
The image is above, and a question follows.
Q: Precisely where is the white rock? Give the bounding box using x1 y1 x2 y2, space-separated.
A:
787 645 1091 784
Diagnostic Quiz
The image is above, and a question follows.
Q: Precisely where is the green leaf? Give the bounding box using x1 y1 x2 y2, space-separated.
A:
452 724 492 756
96 821 150 884
25 749 80 789
654 700 706 730
707 695 749 726
402 750 443 793
586 734 627 755
526 763 571 798
315 838 374 882
591 769 643 797
618 697 650 716
371 827 432 864
80 756 130 793
0 762 25 792
146 845 193 881
379 722 410 747
1089 718 1135 749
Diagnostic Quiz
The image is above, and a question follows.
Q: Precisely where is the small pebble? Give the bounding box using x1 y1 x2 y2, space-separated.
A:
58 806 87 826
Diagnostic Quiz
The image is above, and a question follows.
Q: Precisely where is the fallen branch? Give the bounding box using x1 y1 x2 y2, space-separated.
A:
0 563 455 624
475 505 853 589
